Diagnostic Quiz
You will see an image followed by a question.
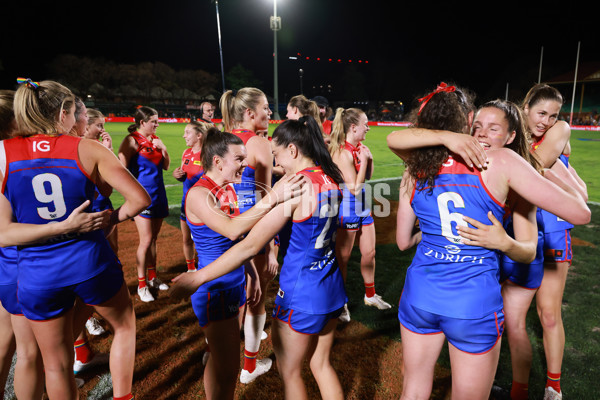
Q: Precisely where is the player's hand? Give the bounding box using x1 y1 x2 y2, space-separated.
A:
100 131 113 151
63 200 111 234
266 251 279 279
457 211 508 250
442 133 488 169
172 167 185 180
269 174 309 205
359 145 373 161
169 271 203 300
152 137 167 151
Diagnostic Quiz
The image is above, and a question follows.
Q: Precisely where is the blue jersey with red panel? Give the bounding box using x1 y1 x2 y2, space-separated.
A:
339 141 371 219
275 167 347 314
126 131 168 207
532 138 574 233
405 155 505 319
180 147 204 209
0 135 119 289
185 175 245 291
231 129 258 213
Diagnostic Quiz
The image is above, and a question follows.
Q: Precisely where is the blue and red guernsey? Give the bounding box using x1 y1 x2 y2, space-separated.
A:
126 131 167 206
531 138 574 233
185 175 244 291
275 167 347 314
405 155 505 319
180 147 204 200
343 141 363 173
339 141 370 217
0 134 118 289
231 128 257 213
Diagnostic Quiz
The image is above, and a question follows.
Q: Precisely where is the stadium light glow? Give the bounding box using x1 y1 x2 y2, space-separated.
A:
270 0 282 119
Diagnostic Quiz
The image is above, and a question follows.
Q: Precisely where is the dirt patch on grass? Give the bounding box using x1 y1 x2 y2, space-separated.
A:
79 201 593 399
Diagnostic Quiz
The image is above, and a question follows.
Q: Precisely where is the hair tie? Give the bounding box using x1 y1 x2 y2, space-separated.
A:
417 82 456 115
16 77 40 90
231 89 238 97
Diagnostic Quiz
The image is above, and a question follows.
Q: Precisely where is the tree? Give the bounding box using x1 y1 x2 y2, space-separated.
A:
225 63 262 90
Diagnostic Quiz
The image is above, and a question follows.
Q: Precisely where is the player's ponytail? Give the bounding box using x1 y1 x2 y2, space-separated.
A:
328 107 363 156
288 94 325 135
273 116 343 185
219 87 267 132
13 80 75 137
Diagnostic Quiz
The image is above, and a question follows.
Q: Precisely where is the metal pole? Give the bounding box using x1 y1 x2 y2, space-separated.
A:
299 69 303 94
538 46 544 84
569 41 581 125
215 0 226 93
272 0 281 119
505 82 509 101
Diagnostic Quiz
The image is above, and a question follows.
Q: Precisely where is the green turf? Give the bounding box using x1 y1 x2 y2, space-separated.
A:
568 130 600 202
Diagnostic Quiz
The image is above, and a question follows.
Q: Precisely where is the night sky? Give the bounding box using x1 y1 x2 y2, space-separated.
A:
1 0 597 108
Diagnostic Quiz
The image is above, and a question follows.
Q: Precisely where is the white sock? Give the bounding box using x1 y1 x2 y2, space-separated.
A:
244 313 266 353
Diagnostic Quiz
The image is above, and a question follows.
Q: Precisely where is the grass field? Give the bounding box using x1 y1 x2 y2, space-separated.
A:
3 122 596 399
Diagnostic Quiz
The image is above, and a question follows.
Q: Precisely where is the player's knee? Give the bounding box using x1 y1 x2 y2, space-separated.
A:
361 247 376 262
537 308 561 330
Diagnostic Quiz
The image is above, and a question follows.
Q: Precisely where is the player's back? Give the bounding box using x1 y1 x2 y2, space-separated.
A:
0 134 116 289
277 167 347 314
405 155 505 319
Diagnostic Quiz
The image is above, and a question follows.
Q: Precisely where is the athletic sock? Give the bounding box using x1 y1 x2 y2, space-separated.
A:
510 380 529 400
147 265 157 281
74 338 94 363
113 393 134 400
138 277 147 289
243 313 266 372
365 282 376 298
546 370 561 393
243 350 258 373
186 259 196 271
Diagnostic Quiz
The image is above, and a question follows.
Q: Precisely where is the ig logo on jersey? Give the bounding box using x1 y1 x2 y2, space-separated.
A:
32 140 51 152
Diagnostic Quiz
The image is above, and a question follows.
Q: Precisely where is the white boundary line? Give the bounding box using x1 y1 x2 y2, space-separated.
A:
368 176 402 183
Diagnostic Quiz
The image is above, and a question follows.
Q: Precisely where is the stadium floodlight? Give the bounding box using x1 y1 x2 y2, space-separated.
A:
569 41 581 125
213 0 226 93
270 0 281 119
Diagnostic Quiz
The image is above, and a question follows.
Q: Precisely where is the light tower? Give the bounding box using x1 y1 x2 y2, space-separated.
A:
270 1 281 119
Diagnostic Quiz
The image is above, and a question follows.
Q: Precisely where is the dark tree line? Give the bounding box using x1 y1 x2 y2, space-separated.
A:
48 54 222 104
